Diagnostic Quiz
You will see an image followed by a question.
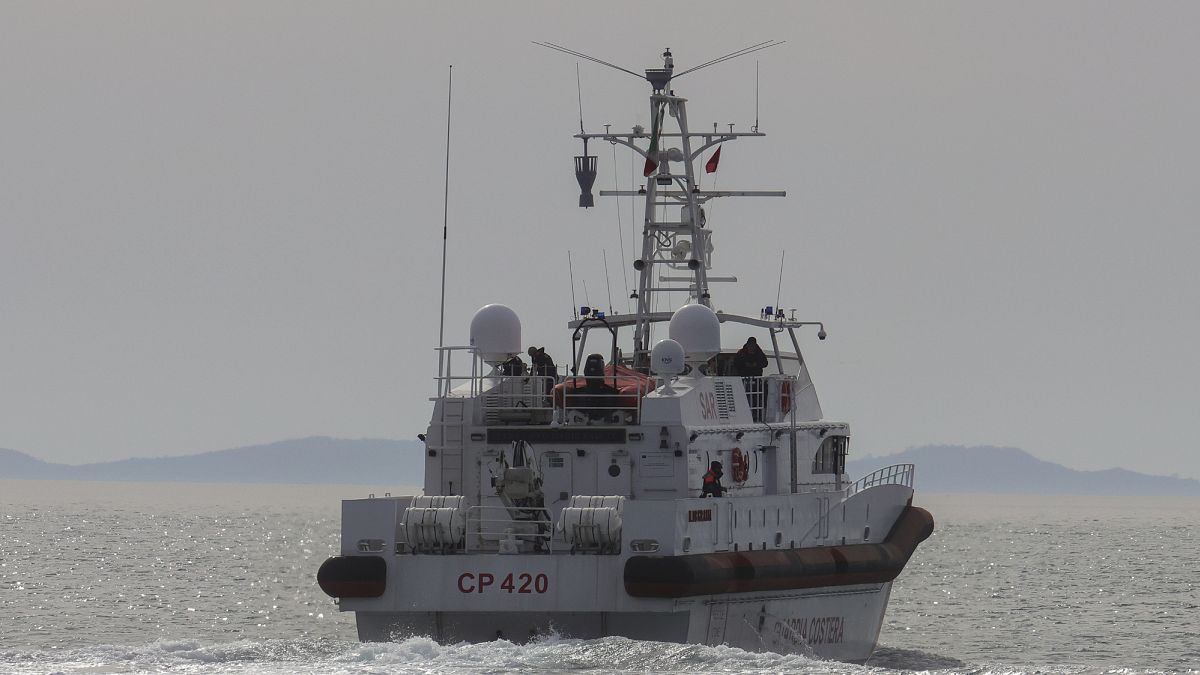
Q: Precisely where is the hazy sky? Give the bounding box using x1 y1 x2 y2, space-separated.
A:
3 2 1198 478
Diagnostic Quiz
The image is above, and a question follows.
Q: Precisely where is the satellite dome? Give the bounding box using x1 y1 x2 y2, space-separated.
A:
470 304 521 366
650 339 686 377
669 304 720 364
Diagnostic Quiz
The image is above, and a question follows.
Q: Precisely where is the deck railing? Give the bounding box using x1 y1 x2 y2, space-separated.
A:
464 505 554 553
475 376 643 425
738 375 796 423
848 463 915 496
558 377 645 424
479 375 556 424
434 346 644 425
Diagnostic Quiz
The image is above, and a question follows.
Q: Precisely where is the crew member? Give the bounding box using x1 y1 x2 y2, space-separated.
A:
528 346 558 381
734 337 770 420
500 354 526 376
733 337 769 376
701 460 724 497
578 353 618 419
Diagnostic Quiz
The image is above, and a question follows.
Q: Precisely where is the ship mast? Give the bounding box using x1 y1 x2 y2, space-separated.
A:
575 49 784 361
635 50 709 344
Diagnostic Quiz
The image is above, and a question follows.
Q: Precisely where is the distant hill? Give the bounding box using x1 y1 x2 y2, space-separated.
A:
0 437 424 485
0 447 72 479
848 445 1200 496
4 439 1198 494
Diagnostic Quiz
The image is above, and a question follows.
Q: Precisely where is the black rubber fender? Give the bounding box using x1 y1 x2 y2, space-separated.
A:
624 505 934 598
317 555 387 598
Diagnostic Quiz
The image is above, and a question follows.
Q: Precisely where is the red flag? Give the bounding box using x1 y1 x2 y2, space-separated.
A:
643 155 657 178
705 145 722 173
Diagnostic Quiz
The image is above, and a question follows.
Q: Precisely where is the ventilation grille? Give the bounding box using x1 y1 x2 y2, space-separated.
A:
713 381 736 420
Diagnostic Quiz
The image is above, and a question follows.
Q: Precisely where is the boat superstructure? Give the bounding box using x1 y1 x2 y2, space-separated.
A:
318 49 933 662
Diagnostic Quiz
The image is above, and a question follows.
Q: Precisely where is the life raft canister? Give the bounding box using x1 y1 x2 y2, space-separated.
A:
730 447 750 483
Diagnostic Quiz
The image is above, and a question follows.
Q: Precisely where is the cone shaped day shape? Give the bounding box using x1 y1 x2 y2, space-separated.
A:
643 103 663 177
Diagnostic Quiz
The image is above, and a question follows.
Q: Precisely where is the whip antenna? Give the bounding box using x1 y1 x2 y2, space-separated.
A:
603 249 614 315
568 250 578 320
775 250 786 311
438 65 453 354
576 63 585 135
754 60 760 132
672 40 785 80
532 42 644 80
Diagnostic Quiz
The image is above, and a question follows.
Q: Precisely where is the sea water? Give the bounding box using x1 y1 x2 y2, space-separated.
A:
1 480 1196 674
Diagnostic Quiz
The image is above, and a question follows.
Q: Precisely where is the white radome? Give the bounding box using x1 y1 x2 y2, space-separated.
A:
668 303 720 364
469 303 521 365
650 338 686 377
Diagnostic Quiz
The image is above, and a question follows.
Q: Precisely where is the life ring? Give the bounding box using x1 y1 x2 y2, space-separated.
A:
731 447 749 483
779 379 792 414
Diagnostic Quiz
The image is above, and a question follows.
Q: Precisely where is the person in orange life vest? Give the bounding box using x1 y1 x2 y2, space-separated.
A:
702 460 724 497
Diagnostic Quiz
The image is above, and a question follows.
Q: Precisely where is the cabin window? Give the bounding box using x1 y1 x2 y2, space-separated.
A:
813 435 848 474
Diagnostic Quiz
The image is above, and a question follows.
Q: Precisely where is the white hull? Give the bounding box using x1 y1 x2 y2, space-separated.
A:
326 482 930 661
354 582 893 662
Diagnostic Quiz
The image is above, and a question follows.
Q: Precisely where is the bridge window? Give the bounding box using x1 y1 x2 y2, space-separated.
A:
813 435 848 474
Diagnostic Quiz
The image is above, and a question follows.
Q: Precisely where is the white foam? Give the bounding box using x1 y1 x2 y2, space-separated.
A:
0 637 1182 675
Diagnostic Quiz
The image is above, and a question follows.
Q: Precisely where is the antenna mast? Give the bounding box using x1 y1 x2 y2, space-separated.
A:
550 44 789 362
438 65 453 355
754 60 760 132
576 64 585 135
603 249 614 314
775 250 786 310
568 250 578 320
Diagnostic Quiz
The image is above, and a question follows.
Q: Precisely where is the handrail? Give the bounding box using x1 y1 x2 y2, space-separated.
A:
730 374 797 423
848 464 915 496
434 345 482 398
792 464 916 545
464 505 554 553
480 376 557 426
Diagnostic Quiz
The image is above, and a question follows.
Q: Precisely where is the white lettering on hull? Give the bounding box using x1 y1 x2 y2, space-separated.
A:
774 616 846 645
707 603 729 644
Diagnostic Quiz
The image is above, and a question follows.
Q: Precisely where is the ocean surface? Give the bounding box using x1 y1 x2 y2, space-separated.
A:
1 481 1196 674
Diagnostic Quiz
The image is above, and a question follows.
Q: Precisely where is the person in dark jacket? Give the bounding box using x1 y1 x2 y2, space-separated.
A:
734 337 770 421
577 353 618 419
527 346 558 380
500 354 526 376
701 460 725 497
733 337 769 376
527 347 558 407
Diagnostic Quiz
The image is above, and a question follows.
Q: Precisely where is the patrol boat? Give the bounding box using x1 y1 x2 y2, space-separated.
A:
318 48 934 662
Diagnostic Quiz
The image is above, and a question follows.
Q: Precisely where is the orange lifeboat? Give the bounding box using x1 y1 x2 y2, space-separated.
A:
553 364 655 411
